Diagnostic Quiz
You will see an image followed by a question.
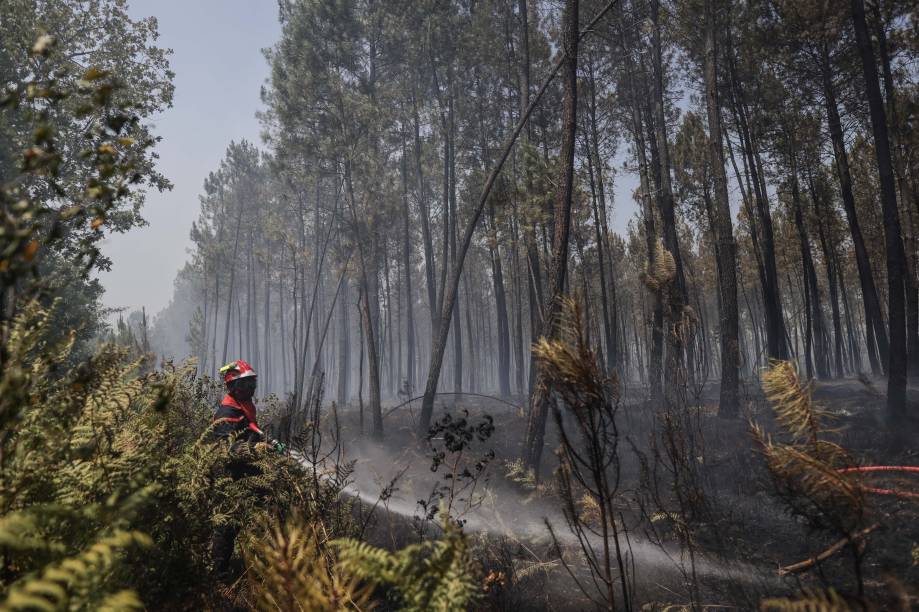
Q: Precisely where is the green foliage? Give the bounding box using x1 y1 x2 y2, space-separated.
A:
245 515 372 612
0 34 159 342
760 588 850 612
336 515 481 612
0 300 363 610
0 301 167 609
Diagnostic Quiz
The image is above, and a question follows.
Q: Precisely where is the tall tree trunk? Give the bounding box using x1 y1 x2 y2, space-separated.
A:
522 0 579 474
345 162 383 437
489 205 512 397
850 0 907 419
704 0 740 415
820 44 887 374
518 0 545 397
584 53 617 374
221 200 243 365
650 0 691 396
401 130 417 392
449 91 463 396
416 0 618 435
871 1 919 380
789 150 830 379
618 6 663 398
263 253 271 393
810 171 846 378
510 199 526 395
412 90 438 331
337 275 350 407
723 26 788 361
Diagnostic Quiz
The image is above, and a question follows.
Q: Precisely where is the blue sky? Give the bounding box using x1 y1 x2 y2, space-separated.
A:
99 0 281 316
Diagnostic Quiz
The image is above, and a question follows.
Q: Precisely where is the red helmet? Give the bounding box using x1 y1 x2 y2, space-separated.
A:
219 359 257 384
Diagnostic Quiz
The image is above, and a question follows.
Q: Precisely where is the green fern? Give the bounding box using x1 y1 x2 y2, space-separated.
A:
335 515 481 612
245 515 371 611
0 302 186 609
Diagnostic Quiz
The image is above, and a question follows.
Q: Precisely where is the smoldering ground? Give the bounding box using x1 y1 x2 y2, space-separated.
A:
292 389 813 610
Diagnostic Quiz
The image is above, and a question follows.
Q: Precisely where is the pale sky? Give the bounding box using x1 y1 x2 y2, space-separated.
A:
99 0 281 316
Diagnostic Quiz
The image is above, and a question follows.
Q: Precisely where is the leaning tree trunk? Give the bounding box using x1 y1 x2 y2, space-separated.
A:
704 0 740 416
416 0 618 436
522 0 579 475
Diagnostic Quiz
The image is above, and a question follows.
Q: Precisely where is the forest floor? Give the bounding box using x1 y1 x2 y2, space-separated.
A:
324 377 919 610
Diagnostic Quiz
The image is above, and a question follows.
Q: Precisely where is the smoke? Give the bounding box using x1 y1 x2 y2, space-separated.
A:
305 439 774 593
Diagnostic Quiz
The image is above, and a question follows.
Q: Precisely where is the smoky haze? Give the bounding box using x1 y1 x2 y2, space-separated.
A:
99 0 280 320
98 0 640 362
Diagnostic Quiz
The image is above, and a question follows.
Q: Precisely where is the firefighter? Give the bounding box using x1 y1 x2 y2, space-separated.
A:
213 359 265 444
210 359 283 578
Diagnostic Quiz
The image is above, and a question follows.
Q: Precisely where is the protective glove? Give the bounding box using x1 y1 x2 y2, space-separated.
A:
271 439 287 454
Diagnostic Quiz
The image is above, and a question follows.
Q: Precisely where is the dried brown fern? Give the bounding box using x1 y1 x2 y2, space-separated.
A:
531 295 611 412
643 239 677 292
754 361 876 606
753 361 865 530
761 361 824 449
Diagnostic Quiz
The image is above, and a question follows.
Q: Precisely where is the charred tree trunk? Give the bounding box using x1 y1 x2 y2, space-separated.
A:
850 0 907 419
820 44 887 375
401 130 417 392
704 0 740 415
416 0 617 436
522 0 579 474
789 151 830 379
650 0 691 396
810 172 846 378
584 52 617 374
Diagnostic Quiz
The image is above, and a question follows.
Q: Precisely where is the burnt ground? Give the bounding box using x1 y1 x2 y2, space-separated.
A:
323 377 919 610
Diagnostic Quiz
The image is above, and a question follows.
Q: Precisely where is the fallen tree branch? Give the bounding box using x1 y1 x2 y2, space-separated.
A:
777 523 879 576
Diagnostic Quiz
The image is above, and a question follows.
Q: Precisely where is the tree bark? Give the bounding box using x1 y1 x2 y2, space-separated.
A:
704 0 740 415
650 0 691 396
522 0 579 474
789 150 830 379
850 0 907 419
416 0 618 436
820 44 887 375
809 171 846 378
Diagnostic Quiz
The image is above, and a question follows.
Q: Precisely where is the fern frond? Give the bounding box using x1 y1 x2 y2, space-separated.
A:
246 515 372 612
96 589 144 611
760 588 850 611
754 361 864 524
643 239 676 292
0 530 151 611
755 435 863 511
336 517 480 612
761 360 827 449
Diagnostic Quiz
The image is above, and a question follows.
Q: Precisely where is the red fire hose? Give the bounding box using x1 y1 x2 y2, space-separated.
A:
837 466 919 500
